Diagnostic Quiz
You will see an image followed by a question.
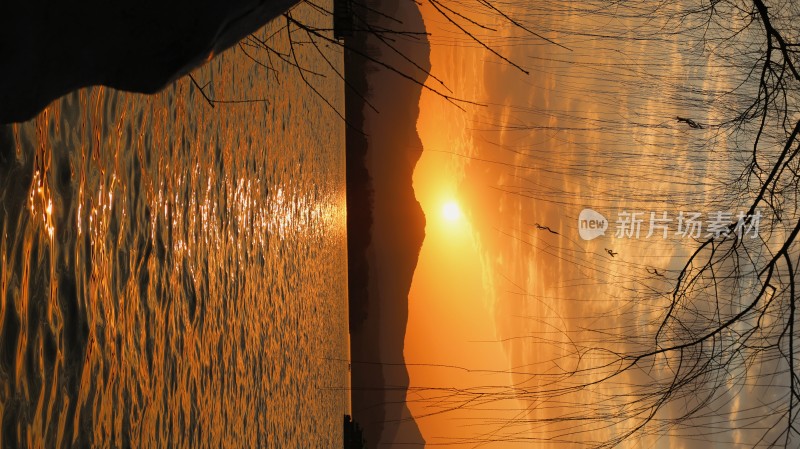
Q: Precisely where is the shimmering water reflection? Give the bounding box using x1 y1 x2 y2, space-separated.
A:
0 6 349 448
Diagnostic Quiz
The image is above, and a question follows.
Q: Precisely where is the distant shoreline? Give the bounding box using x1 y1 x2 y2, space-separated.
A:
344 40 374 335
343 29 387 448
341 0 429 443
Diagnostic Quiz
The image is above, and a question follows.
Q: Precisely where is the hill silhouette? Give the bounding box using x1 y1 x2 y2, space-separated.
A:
345 0 429 446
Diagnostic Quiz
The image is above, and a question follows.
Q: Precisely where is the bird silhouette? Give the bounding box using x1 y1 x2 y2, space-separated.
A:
676 116 704 129
534 223 559 235
605 248 618 257
646 267 664 277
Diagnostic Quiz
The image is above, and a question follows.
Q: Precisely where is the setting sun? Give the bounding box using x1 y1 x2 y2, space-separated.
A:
442 201 462 222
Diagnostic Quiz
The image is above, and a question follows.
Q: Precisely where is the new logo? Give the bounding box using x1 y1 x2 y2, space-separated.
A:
578 209 608 241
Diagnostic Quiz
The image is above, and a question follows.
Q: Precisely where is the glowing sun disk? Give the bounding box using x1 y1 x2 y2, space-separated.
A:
442 201 462 222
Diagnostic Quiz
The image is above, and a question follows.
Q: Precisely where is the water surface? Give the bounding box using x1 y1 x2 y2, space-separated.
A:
0 6 350 448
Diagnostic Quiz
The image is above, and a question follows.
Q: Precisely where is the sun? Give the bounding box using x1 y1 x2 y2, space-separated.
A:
442 201 462 222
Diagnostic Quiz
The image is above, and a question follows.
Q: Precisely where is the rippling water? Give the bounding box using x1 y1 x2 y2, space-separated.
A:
0 6 349 448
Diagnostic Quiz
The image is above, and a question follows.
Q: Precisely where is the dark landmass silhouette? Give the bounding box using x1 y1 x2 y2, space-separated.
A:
343 415 366 448
345 45 376 334
345 0 428 447
0 0 300 123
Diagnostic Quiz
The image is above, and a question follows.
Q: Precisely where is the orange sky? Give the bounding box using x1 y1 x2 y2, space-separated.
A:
404 2 527 445
403 1 758 447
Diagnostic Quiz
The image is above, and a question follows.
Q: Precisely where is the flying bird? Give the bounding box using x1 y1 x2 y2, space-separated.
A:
646 267 664 277
605 248 618 257
676 116 704 129
534 223 559 235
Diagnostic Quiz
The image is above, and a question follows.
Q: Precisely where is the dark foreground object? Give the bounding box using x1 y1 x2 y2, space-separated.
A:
343 415 366 449
0 0 298 123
